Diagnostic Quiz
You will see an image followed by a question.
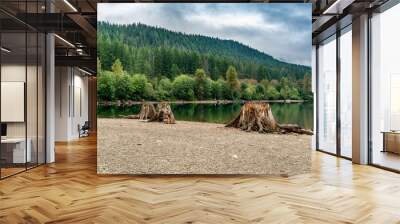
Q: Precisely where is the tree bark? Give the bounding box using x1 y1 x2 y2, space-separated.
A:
150 102 176 124
139 103 157 120
123 102 175 124
226 102 313 135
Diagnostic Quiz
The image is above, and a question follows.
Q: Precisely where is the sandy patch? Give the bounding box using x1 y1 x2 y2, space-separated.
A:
97 119 311 176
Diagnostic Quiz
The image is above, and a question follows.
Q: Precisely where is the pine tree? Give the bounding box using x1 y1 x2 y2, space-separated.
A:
171 64 180 78
226 66 240 99
226 66 240 91
111 59 124 75
194 69 209 100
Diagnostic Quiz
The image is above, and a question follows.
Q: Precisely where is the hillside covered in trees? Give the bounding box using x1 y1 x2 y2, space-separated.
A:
97 22 312 102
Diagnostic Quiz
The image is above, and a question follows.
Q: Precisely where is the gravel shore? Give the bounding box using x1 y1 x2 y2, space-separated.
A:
97 119 311 176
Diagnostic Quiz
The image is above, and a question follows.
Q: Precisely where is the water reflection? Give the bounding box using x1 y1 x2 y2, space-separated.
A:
97 103 313 130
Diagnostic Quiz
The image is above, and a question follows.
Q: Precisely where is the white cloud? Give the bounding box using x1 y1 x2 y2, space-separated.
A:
98 3 311 66
185 10 282 32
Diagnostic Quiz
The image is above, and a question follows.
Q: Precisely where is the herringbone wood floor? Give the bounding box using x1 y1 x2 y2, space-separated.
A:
1 135 400 224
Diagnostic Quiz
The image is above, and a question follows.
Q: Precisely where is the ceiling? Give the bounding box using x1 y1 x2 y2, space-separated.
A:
311 0 390 43
1 0 394 73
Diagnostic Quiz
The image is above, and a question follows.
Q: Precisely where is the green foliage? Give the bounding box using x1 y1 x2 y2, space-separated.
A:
144 82 156 100
97 57 102 74
97 71 115 101
225 66 240 99
288 87 301 100
242 84 256 100
114 73 131 100
265 86 280 100
194 69 211 100
171 64 180 78
218 79 232 100
96 23 314 102
240 82 248 92
97 66 313 102
157 78 173 100
226 66 239 90
210 80 220 99
111 59 124 75
172 75 195 100
98 22 311 81
96 63 313 102
255 84 266 100
129 74 148 100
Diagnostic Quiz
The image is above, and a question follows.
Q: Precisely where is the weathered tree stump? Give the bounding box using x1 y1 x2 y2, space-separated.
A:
123 102 175 124
139 102 157 120
150 102 176 124
226 102 313 135
121 102 157 120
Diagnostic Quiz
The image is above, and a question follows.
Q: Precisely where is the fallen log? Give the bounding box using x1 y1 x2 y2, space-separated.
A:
119 114 139 119
278 124 313 135
226 102 313 135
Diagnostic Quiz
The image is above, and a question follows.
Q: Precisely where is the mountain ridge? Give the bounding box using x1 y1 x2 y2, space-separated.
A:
97 21 310 81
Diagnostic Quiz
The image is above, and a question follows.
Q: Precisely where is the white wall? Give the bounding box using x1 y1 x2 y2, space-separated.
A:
1 63 46 164
55 66 70 141
55 67 89 141
1 65 26 139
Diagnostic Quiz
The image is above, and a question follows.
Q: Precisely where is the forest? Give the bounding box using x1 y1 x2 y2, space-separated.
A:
97 22 313 102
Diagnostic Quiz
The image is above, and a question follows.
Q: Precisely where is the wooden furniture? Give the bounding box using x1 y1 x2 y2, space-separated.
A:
1 138 31 164
382 131 400 154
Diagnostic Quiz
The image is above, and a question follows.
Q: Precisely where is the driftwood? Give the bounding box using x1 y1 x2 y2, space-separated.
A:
122 114 139 119
278 124 313 135
226 102 313 135
123 102 175 124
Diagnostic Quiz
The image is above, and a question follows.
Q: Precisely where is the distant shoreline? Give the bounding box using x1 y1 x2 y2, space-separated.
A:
98 99 309 106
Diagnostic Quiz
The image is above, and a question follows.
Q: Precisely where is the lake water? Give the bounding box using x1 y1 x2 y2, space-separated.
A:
97 102 314 130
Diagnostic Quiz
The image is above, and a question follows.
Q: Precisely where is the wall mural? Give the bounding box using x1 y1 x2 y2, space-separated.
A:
97 3 313 175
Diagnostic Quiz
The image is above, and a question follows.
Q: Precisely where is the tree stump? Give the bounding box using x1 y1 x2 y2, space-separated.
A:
226 102 312 135
151 102 176 124
122 102 175 124
138 102 157 120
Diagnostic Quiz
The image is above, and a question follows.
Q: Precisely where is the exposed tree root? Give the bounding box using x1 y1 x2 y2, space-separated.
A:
149 102 176 124
226 102 313 135
122 102 175 124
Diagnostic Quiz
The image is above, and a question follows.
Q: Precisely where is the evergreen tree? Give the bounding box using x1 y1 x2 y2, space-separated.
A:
171 64 180 78
172 75 195 100
111 59 124 75
97 22 311 83
97 71 115 101
194 69 209 100
97 22 313 102
114 74 130 100
226 66 240 99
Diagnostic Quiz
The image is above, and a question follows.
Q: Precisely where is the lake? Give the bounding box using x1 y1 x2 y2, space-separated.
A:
97 102 314 130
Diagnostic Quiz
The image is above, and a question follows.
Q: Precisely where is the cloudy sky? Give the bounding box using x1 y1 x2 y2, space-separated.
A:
98 3 311 66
